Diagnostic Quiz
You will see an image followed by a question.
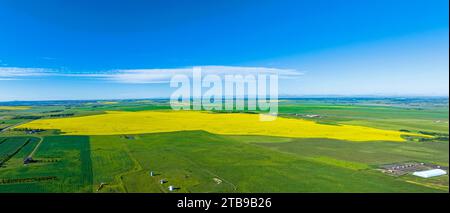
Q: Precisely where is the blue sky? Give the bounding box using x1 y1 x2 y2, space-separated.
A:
0 0 448 101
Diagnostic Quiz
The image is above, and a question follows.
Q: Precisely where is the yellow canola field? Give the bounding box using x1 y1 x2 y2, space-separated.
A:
17 110 424 142
0 106 31 110
99 101 119 105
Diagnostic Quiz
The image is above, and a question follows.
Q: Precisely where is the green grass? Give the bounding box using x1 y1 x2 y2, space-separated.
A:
90 135 135 192
0 137 33 163
0 136 93 192
89 131 445 193
1 131 447 193
13 138 39 159
250 137 449 166
305 156 370 170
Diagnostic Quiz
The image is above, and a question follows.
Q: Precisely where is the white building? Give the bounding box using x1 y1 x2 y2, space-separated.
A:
412 169 447 178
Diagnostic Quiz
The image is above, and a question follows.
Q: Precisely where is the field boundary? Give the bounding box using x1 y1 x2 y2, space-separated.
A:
0 138 31 166
26 136 43 159
0 138 7 145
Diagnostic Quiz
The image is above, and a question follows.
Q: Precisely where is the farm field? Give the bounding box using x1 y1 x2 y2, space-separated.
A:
17 110 426 142
0 106 31 111
89 131 445 192
0 136 91 192
0 98 448 192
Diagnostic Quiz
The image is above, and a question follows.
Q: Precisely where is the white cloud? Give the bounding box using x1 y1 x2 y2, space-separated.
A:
103 66 302 83
0 66 303 83
0 67 55 80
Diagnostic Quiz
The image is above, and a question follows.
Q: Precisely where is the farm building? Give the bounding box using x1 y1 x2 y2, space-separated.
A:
379 162 448 177
23 157 33 164
412 169 447 178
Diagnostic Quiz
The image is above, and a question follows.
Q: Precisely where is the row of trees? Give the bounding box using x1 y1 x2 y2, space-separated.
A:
0 176 57 184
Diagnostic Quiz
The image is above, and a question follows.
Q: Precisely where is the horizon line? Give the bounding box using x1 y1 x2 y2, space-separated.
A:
1 94 449 104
